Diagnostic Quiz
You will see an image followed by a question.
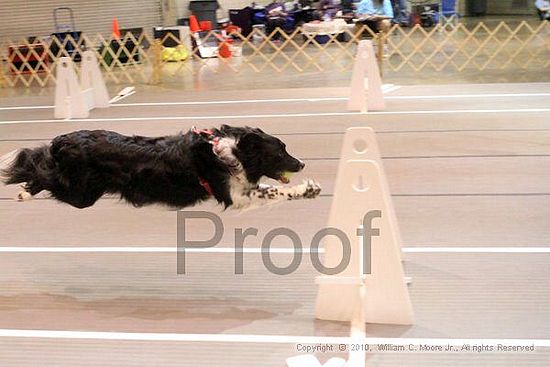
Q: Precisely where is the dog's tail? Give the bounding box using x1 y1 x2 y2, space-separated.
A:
1 146 54 194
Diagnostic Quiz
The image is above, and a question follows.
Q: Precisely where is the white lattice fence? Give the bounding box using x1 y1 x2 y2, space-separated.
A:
385 21 550 72
1 21 548 88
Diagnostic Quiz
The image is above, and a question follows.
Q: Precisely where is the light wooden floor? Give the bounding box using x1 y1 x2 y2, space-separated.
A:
0 83 549 366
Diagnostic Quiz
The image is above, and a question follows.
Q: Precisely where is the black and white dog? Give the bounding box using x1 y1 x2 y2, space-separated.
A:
1 125 321 209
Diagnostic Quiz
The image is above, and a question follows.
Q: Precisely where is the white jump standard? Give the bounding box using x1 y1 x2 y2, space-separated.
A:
54 50 110 119
347 40 385 113
316 127 413 325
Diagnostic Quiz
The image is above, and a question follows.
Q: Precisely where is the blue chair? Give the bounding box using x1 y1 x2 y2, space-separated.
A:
283 15 296 30
252 8 267 25
440 0 459 29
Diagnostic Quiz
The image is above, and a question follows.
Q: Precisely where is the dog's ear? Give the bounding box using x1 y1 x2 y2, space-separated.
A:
241 125 265 134
237 132 263 151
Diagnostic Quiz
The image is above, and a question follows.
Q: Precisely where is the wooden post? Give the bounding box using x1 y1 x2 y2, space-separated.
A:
0 61 6 88
150 39 163 85
376 31 385 77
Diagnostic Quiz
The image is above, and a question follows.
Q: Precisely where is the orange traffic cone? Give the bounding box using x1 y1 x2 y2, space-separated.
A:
189 15 201 33
112 18 121 39
218 41 232 58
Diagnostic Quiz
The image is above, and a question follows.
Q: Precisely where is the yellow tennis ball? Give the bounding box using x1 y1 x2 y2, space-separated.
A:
280 171 294 183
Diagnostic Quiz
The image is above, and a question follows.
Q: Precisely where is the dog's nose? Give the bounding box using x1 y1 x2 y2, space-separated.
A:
298 160 305 170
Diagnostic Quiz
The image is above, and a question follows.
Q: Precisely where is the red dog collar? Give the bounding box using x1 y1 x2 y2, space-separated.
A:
198 176 214 196
192 127 214 136
192 127 216 196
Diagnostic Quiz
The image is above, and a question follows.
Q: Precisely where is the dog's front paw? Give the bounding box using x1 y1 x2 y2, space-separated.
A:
293 179 322 199
16 190 32 202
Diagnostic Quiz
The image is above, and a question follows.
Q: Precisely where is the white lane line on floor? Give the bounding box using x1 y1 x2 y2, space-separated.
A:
389 92 550 100
0 106 52 111
1 108 550 125
0 247 319 253
0 247 549 253
0 111 362 124
1 91 549 111
403 247 550 253
0 329 548 346
0 98 344 110
0 86 397 111
116 97 347 106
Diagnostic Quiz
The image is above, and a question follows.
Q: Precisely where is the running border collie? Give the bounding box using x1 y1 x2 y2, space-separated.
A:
1 125 321 209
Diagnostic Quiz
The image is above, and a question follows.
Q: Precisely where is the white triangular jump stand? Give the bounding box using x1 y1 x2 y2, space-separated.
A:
54 50 109 119
339 127 403 252
315 128 413 325
347 40 385 112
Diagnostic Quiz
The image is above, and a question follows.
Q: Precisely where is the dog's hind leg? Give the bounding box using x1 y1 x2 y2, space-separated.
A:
15 183 45 202
16 189 33 201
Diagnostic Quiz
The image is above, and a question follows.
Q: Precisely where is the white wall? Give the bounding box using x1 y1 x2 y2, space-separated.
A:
0 0 162 40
